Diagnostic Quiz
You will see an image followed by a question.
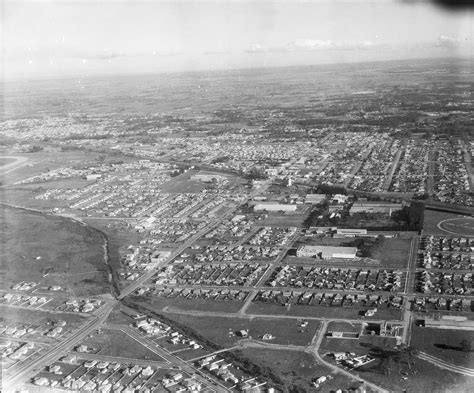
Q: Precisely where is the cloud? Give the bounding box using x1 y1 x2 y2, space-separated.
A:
245 43 268 53
203 50 231 55
286 39 335 51
436 35 461 48
76 49 182 61
245 39 385 54
90 52 125 60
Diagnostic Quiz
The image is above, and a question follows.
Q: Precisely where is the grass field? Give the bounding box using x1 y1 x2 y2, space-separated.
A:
359 357 474 393
365 237 411 268
79 328 165 361
248 301 403 321
0 304 87 327
157 313 321 347
148 295 244 314
2 206 111 296
327 321 362 333
259 212 309 227
0 157 17 167
410 325 474 368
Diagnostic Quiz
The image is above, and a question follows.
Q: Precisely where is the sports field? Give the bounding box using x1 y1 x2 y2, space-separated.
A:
438 217 474 237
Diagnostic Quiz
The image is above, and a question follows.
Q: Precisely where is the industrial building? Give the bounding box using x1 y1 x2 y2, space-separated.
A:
349 201 403 216
253 202 297 212
420 315 474 329
335 228 368 236
296 245 358 259
305 194 326 204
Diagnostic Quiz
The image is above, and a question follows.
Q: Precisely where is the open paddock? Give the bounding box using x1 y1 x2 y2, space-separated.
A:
248 301 402 321
410 325 474 368
149 295 244 314
157 313 321 347
77 328 165 361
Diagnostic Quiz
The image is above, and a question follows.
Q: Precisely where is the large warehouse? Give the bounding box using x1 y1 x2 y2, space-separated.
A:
296 245 358 259
349 201 403 216
253 202 297 212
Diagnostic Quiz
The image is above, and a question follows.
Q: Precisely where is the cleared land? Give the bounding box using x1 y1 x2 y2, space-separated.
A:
410 326 474 368
0 304 87 327
156 313 320 347
1 206 111 296
364 237 411 268
148 296 244 314
76 328 165 361
248 301 402 321
0 157 17 167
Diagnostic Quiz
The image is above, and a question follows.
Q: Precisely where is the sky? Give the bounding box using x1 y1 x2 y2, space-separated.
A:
2 0 473 80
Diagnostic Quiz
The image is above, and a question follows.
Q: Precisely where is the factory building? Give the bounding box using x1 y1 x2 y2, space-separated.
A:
253 202 297 212
349 201 403 216
296 245 358 259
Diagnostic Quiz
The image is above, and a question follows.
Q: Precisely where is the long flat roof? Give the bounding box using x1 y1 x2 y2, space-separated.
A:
298 245 358 254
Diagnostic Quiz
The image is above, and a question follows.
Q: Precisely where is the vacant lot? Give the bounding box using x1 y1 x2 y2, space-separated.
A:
248 301 402 321
363 237 412 268
2 206 111 296
411 325 474 368
158 313 320 347
78 328 165 361
327 321 363 334
148 295 244 314
259 212 309 227
0 304 87 327
360 357 474 393
0 157 17 167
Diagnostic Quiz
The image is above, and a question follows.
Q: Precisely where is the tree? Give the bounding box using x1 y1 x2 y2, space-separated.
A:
460 339 472 353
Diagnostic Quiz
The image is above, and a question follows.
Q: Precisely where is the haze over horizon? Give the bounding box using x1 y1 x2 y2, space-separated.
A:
3 0 473 81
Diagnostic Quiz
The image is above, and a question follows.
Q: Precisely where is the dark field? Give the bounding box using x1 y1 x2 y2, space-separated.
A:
1 206 111 296
411 326 474 368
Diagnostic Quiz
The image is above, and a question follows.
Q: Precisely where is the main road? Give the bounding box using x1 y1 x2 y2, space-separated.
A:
402 234 419 345
3 301 116 389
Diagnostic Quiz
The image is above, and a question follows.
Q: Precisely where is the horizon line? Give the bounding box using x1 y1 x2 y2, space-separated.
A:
3 54 471 85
